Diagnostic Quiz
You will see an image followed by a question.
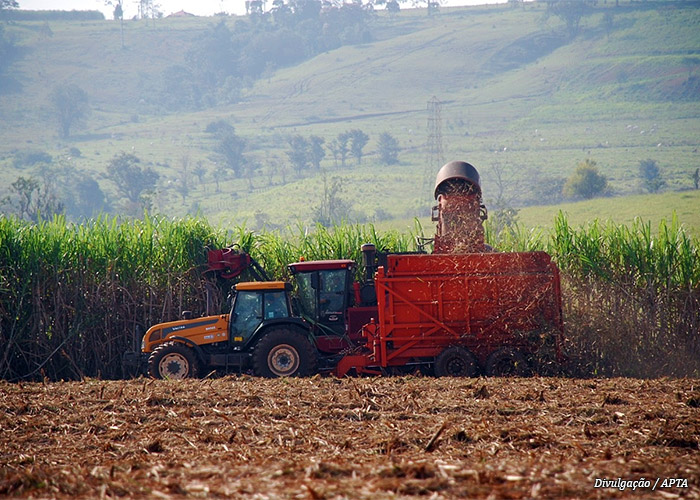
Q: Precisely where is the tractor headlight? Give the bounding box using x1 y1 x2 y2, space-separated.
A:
142 329 162 351
147 329 162 344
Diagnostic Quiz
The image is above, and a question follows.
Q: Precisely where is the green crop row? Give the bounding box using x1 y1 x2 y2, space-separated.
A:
488 213 700 377
0 215 229 381
1 213 698 380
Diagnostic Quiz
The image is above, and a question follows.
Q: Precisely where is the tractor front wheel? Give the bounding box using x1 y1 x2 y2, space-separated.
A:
148 341 200 379
434 346 479 377
253 329 317 378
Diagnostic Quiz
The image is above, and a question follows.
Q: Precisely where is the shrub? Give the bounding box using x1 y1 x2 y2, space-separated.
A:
13 150 53 168
639 158 664 193
563 159 607 200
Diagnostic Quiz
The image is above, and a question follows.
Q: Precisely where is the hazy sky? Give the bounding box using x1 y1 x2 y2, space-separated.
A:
18 0 506 19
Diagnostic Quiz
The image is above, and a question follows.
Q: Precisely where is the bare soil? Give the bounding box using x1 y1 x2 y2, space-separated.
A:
1 376 699 499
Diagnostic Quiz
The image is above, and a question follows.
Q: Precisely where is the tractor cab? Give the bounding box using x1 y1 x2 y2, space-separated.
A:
288 260 356 349
229 281 294 346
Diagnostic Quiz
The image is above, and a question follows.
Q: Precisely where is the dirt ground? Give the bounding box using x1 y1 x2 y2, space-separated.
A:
1 376 699 499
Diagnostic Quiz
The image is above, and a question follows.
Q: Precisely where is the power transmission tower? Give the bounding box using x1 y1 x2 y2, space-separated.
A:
424 96 445 192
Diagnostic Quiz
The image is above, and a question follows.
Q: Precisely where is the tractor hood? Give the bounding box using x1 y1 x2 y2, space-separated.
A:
142 314 229 353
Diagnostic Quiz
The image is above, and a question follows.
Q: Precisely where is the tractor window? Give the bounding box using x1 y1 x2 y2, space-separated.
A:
263 291 289 319
319 269 346 315
231 291 262 336
295 273 316 318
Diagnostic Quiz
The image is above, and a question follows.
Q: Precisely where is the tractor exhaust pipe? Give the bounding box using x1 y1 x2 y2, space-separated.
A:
355 243 379 306
361 243 377 284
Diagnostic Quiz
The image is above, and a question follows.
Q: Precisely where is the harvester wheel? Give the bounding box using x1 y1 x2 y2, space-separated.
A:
434 346 479 377
252 328 317 378
485 348 531 377
148 341 200 380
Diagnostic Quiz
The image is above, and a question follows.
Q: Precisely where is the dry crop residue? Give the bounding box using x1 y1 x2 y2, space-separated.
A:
1 376 698 499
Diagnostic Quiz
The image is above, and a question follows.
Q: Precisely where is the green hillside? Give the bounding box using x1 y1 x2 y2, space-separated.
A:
1 1 699 231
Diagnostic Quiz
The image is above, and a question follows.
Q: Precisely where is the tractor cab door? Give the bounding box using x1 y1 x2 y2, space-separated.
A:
230 290 263 343
294 267 352 338
229 283 292 345
317 269 349 333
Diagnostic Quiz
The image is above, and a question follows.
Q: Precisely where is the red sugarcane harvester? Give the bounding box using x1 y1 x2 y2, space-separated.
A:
123 161 565 379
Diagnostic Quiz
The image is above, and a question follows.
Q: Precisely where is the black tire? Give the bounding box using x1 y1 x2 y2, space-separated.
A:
485 348 531 377
434 346 479 377
252 328 317 378
148 341 200 379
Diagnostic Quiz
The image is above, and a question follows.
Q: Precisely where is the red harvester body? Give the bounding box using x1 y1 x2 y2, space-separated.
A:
335 251 565 377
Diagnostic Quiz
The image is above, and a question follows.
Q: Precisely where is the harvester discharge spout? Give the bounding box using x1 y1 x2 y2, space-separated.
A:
432 161 488 254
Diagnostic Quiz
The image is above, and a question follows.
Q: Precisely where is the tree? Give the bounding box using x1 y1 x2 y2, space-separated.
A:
328 136 346 169
639 158 664 193
348 129 369 166
486 161 517 212
309 135 326 170
105 0 125 48
312 172 354 226
2 175 64 222
0 0 19 17
160 65 201 111
50 83 89 139
545 0 595 39
377 132 399 165
193 161 207 186
186 21 239 93
243 160 261 191
271 0 293 27
286 135 310 173
174 154 190 203
563 159 607 200
138 0 151 21
4 176 37 219
386 0 400 16
49 160 109 219
213 126 247 177
289 0 322 23
71 176 108 218
111 0 122 19
105 153 159 215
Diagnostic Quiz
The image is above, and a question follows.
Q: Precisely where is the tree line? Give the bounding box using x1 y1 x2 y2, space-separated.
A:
158 2 376 111
0 120 402 223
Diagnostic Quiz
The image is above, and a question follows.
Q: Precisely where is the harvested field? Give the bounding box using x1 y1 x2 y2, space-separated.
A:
1 376 699 499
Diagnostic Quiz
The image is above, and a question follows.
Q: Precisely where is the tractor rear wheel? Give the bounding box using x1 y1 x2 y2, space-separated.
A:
485 348 531 377
148 341 200 379
434 346 479 377
252 328 317 378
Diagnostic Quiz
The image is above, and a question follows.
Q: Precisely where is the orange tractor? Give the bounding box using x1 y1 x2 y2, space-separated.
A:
123 161 565 379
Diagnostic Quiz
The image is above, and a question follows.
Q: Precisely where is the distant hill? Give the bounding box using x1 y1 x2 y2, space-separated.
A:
0 0 698 230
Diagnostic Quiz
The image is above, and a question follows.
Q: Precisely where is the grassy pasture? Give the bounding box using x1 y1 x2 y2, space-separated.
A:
517 190 700 235
0 2 698 229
